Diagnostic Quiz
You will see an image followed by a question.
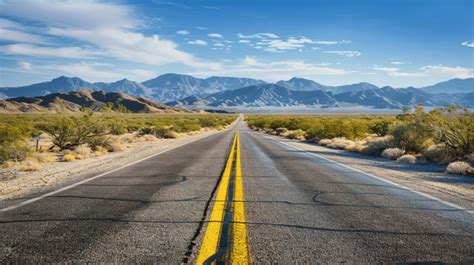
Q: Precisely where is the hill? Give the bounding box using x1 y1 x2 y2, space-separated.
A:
0 90 192 113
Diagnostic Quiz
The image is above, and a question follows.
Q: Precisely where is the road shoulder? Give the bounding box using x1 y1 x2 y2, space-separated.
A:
266 133 474 210
0 129 224 203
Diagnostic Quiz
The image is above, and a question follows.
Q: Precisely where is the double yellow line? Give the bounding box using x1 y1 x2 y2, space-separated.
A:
196 130 250 264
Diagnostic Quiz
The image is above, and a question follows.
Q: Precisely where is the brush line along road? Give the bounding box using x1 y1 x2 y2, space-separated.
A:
0 119 473 263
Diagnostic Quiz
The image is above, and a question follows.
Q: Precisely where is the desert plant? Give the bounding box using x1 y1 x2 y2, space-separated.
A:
381 148 404 160
319 139 333 146
446 161 473 175
285 129 306 140
397 154 417 164
74 144 91 158
62 153 76 162
36 113 110 150
359 136 394 156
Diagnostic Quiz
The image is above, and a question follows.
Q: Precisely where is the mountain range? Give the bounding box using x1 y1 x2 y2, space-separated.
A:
0 90 192 113
0 74 473 109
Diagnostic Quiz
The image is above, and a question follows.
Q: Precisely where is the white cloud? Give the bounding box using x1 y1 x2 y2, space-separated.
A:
373 66 400 73
373 64 473 79
188 39 208 46
240 35 352 52
213 43 225 47
0 0 219 71
176 30 189 35
0 0 136 30
0 44 97 59
0 18 48 44
324 50 361 57
237 33 279 39
461 41 474 47
190 56 346 81
391 61 405 65
18 61 32 70
208 33 223 38
420 65 473 78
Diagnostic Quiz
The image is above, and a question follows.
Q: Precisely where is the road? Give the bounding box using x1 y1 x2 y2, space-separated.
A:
1 118 473 263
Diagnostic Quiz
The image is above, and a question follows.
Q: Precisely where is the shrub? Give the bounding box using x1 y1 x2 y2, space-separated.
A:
106 138 125 152
397 154 417 164
359 136 394 156
94 146 108 156
20 159 42 171
29 153 56 163
446 161 474 175
327 138 354 149
62 154 76 162
74 144 91 158
381 148 404 160
143 134 158 141
422 144 452 164
36 113 110 150
285 129 306 140
0 124 30 162
319 139 332 146
390 123 431 153
275 127 289 136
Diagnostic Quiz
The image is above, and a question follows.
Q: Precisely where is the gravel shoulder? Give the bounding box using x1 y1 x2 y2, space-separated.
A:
267 134 474 210
0 129 224 203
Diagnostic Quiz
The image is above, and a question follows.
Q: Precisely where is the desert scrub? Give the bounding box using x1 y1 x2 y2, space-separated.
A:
397 154 417 164
0 112 236 164
446 161 474 175
62 153 76 162
0 123 32 162
381 148 404 160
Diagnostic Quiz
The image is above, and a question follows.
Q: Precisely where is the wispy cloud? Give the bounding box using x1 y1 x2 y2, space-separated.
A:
461 41 474 47
0 0 219 70
0 44 98 59
208 33 223 38
0 18 48 44
421 65 473 78
176 30 189 35
18 61 32 70
191 56 346 81
324 50 361 57
188 39 208 45
373 64 473 78
237 33 279 39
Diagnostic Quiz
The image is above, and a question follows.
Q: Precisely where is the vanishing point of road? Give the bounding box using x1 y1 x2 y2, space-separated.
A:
1 117 473 263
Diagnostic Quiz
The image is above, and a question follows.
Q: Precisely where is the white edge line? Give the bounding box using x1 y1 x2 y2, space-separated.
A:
0 129 230 212
265 135 473 215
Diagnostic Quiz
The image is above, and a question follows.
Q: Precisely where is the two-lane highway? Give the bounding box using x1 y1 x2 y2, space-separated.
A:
1 118 473 263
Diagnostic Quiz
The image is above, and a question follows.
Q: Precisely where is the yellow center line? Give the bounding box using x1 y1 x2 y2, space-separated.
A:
196 130 249 264
232 132 250 263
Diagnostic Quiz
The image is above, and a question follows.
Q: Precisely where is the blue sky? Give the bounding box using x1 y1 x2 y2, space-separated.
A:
0 0 473 87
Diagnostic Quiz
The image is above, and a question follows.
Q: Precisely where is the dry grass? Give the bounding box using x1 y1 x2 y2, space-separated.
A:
62 154 76 162
29 153 56 163
397 154 417 164
284 129 306 141
106 137 125 152
318 139 333 146
381 148 404 160
143 134 158 141
94 146 108 156
20 159 42 171
327 138 355 149
74 144 91 158
446 161 474 175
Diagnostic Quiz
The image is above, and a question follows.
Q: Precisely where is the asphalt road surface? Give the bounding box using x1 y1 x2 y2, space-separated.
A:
1 119 473 263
